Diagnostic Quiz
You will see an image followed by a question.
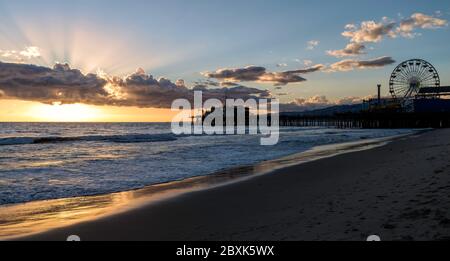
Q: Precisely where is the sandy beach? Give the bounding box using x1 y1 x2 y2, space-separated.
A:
18 129 450 241
1 0 449 245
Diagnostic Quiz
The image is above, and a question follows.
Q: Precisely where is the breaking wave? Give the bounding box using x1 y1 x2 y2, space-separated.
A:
0 133 179 146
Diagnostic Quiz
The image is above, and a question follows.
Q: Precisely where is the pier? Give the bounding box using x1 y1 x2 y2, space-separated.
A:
279 59 450 129
279 112 450 129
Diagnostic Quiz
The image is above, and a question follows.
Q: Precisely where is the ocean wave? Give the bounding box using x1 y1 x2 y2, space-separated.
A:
0 133 178 146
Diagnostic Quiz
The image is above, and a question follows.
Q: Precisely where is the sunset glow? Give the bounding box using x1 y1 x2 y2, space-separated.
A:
1 0 450 243
29 103 102 122
0 0 449 122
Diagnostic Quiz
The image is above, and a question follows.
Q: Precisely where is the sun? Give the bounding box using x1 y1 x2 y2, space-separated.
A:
29 103 102 122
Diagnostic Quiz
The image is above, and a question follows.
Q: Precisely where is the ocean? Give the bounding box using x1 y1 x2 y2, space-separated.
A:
0 123 415 205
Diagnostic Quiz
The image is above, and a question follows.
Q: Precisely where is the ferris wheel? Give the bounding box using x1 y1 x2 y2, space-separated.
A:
389 59 440 103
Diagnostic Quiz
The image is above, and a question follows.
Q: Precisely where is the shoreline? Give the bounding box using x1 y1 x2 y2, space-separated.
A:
19 128 450 241
0 132 417 240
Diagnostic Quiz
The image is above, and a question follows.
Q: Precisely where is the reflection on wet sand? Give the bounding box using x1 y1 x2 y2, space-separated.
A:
0 135 404 240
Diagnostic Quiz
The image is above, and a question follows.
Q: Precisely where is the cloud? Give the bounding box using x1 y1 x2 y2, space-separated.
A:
397 13 448 38
0 46 41 62
302 60 313 66
280 95 366 112
332 13 448 56
0 61 270 108
260 65 324 86
98 69 272 107
325 12 448 70
295 95 330 106
281 95 330 111
193 79 221 89
0 62 109 105
335 96 364 105
327 42 366 57
276 63 288 67
203 66 267 82
329 56 395 72
219 81 240 87
344 24 357 30
259 72 307 86
203 64 324 86
306 40 320 50
285 65 325 74
0 61 382 113
342 20 397 43
19 47 41 59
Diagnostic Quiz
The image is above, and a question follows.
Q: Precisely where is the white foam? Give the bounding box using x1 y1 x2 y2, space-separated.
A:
0 123 417 205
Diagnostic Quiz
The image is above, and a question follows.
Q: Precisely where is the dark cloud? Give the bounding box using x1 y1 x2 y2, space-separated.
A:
329 56 395 72
0 61 110 105
259 72 307 86
203 66 266 82
202 85 271 99
193 79 221 89
203 64 324 86
282 65 324 74
0 62 270 108
261 64 324 86
356 56 396 67
219 81 239 87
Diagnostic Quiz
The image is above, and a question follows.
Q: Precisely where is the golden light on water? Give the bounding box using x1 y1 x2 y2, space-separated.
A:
0 99 179 122
0 140 382 240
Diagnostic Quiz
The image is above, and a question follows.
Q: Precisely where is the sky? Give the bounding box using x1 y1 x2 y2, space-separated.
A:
0 0 449 122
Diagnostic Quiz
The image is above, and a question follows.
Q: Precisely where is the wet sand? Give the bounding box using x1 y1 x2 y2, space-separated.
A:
20 129 450 240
